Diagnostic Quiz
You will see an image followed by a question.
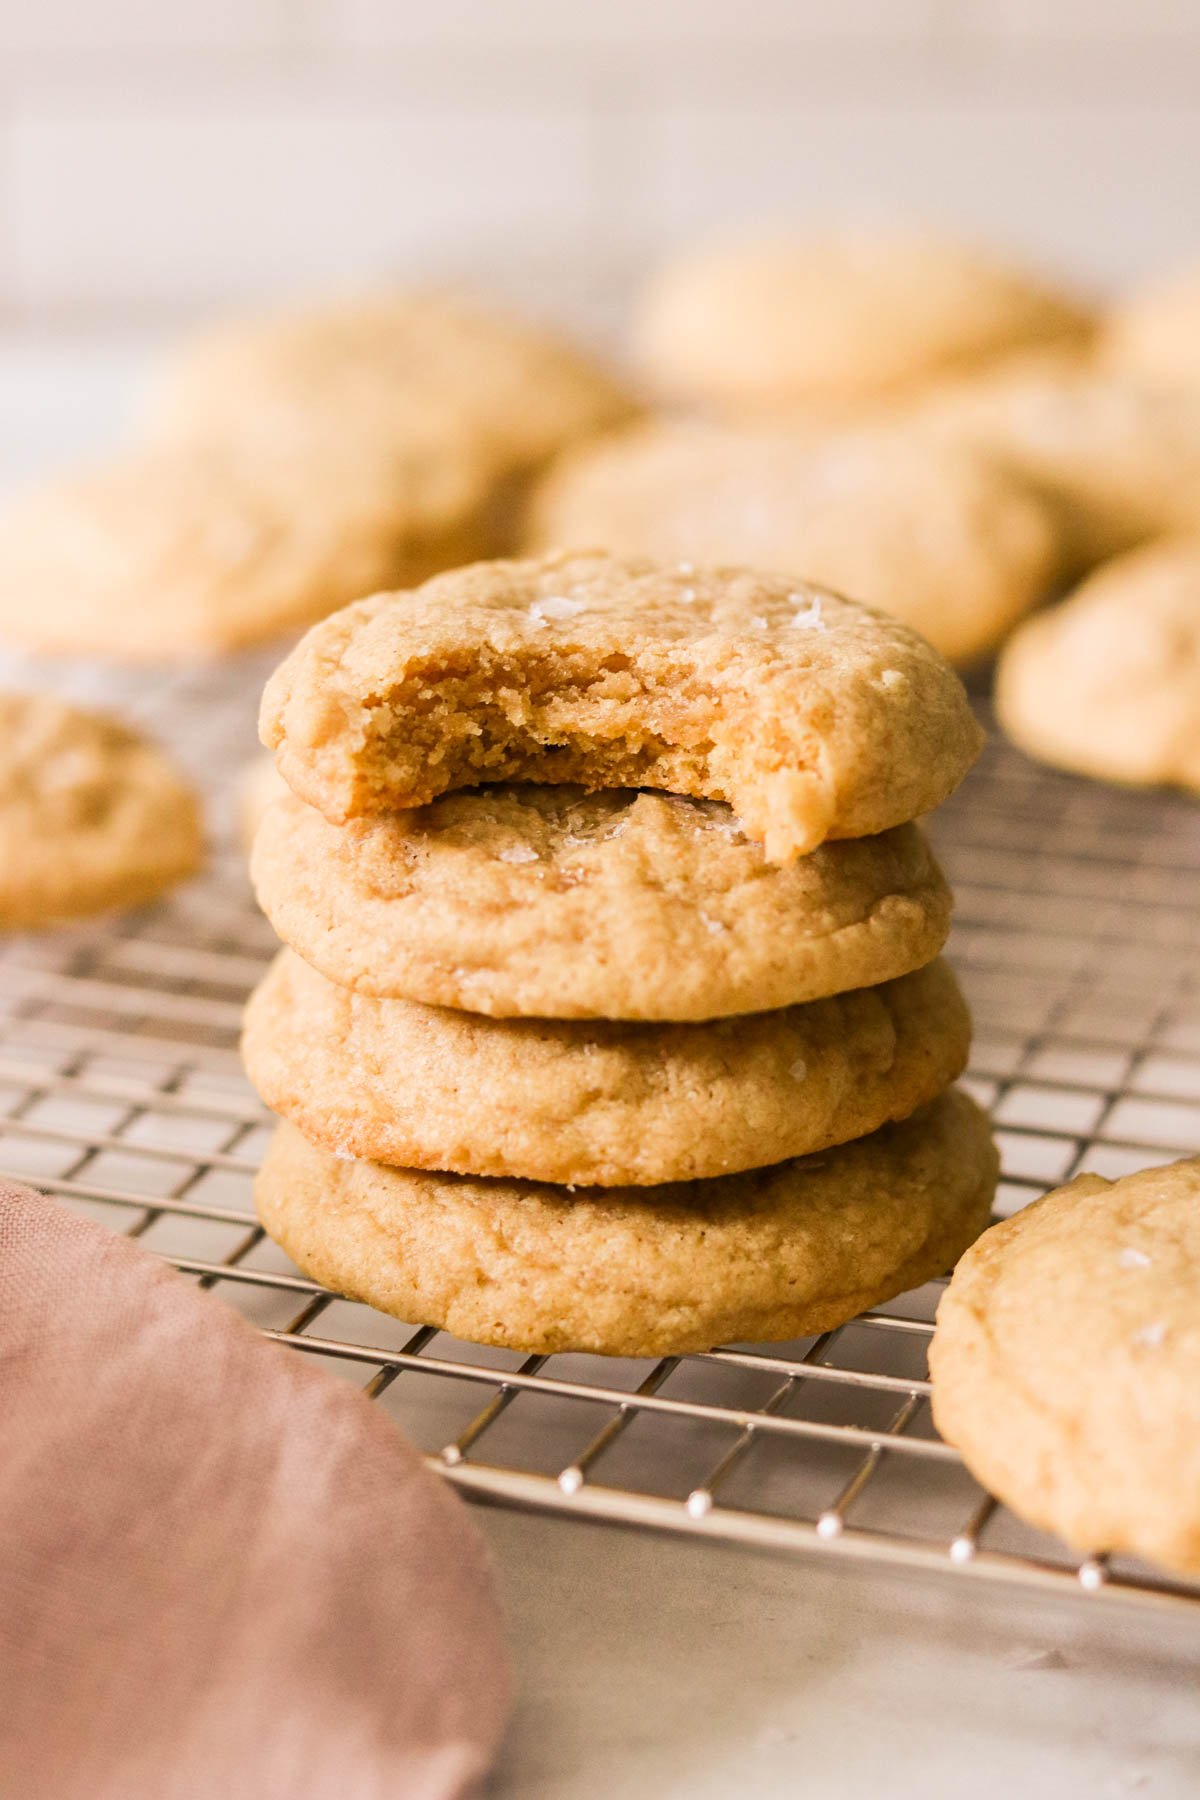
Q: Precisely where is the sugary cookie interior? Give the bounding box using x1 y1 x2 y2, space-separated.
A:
261 551 982 864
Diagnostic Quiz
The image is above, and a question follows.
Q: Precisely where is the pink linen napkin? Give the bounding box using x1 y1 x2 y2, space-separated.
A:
0 1178 512 1800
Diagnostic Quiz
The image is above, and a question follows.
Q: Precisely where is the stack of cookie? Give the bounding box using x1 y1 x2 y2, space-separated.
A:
243 550 998 1357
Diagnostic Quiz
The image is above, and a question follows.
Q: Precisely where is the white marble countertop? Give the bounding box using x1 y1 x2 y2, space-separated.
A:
4 331 1198 1800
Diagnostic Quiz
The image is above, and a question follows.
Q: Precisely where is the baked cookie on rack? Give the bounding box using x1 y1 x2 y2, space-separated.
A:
0 690 202 925
633 228 1092 413
528 421 1064 666
251 788 951 1020
910 351 1200 568
242 951 969 1186
260 551 982 864
995 538 1200 793
930 1157 1200 1577
1102 262 1200 392
144 289 639 491
256 1090 997 1357
0 437 492 659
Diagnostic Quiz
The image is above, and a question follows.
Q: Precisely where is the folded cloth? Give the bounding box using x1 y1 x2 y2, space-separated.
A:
0 1178 512 1800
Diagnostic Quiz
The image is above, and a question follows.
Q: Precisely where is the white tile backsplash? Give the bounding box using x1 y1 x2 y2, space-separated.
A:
11 101 597 313
0 0 1197 317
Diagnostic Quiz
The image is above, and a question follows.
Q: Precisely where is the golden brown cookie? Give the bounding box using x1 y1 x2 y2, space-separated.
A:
634 229 1092 412
529 421 1064 666
995 538 1200 792
1102 263 1200 392
144 289 639 487
260 551 982 864
0 690 202 925
251 786 952 1020
241 951 969 1187
930 1158 1200 1577
255 1090 997 1357
237 755 288 856
0 438 490 659
911 351 1200 568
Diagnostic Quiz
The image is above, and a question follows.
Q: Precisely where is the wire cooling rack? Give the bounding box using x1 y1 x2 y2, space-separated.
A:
2 651 1199 1622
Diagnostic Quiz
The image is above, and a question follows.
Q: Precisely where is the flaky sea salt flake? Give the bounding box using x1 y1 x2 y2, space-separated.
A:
498 845 540 865
528 594 586 625
1118 1247 1152 1270
789 596 826 631
1131 1320 1167 1350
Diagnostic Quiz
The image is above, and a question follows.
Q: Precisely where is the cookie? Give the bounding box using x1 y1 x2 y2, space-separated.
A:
0 690 202 926
930 1159 1200 1576
242 950 969 1187
237 755 288 855
995 539 1200 792
260 551 982 864
251 787 951 1020
911 352 1200 568
255 1090 997 1357
529 421 1063 666
144 289 639 488
0 438 491 659
1102 263 1200 392
634 229 1092 412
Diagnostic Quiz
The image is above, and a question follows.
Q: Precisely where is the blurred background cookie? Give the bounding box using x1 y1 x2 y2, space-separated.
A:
633 228 1093 414
1102 261 1200 392
0 437 493 659
529 420 1065 666
907 351 1200 570
0 690 202 925
995 537 1200 792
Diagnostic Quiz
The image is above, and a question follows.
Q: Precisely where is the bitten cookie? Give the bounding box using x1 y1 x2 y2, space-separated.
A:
529 421 1063 666
930 1159 1200 1577
255 1090 998 1357
251 787 951 1020
0 439 491 659
634 229 1092 412
260 551 982 864
242 951 969 1186
995 538 1200 792
0 690 202 925
1102 262 1200 393
144 289 639 486
911 352 1200 568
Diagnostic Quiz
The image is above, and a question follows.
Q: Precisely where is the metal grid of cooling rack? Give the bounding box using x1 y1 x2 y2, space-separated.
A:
1 653 1199 1622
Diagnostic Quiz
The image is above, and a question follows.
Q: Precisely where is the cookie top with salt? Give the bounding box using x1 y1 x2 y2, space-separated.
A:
261 550 982 863
931 1157 1200 1577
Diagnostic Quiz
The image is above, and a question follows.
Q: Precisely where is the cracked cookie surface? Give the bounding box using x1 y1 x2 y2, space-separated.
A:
242 951 969 1186
252 786 951 1019
930 1158 1200 1576
255 1090 997 1357
0 690 202 925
